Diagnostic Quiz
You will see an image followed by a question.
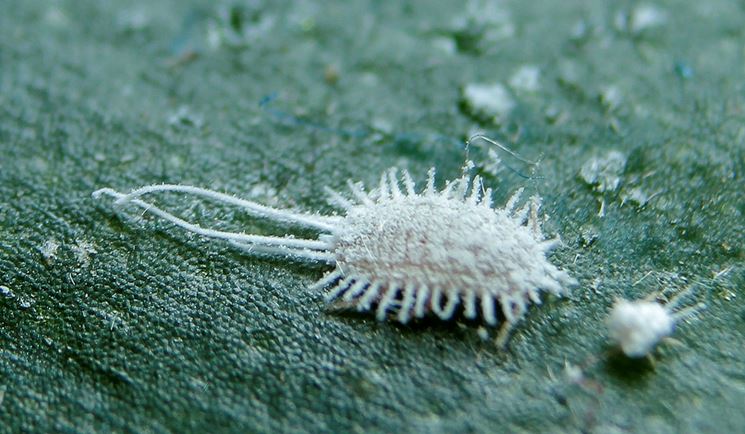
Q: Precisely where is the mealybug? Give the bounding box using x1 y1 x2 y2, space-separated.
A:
607 284 706 358
94 162 576 346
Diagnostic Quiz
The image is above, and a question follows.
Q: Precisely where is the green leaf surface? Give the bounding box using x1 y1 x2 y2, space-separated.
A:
1 1 744 433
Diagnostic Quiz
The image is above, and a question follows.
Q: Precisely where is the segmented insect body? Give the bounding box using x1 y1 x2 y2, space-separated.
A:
94 162 576 346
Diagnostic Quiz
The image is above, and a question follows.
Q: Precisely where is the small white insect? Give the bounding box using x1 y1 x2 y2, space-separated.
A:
606 285 706 358
93 161 576 346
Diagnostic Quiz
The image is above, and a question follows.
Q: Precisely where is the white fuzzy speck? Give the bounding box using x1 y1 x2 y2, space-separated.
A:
621 187 651 207
71 241 97 267
482 149 504 176
431 36 457 55
630 5 667 33
509 66 541 93
206 7 276 49
607 299 674 357
18 296 35 310
39 239 60 262
168 106 203 128
564 361 584 383
453 0 515 42
0 285 13 298
116 8 150 32
599 85 623 110
44 7 69 27
462 83 515 123
579 151 627 193
248 183 279 206
607 286 706 358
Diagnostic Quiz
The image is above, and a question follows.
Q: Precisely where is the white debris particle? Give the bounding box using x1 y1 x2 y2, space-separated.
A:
579 151 627 193
248 183 279 206
544 105 568 125
613 11 629 32
462 82 515 123
206 24 222 50
39 239 60 262
482 148 504 176
621 187 650 207
721 290 736 302
371 117 394 134
607 299 673 357
0 285 14 298
630 4 668 33
44 7 69 27
453 0 515 42
18 296 35 310
509 65 541 93
168 106 203 128
607 285 706 358
564 361 584 383
285 0 318 29
599 85 623 110
116 8 150 32
580 225 599 247
71 241 97 267
570 19 589 40
431 36 457 55
206 7 276 49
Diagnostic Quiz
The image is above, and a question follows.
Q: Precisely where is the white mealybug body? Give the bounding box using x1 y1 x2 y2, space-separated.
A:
606 286 706 358
94 162 576 346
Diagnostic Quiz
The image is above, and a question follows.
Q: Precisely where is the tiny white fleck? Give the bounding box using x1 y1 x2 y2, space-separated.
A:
579 151 627 193
482 148 504 177
452 0 515 42
462 83 515 123
509 65 541 93
168 106 203 128
71 241 97 267
607 285 706 358
564 361 584 383
44 7 69 27
18 296 35 310
431 36 457 55
116 8 150 32
248 183 279 206
607 299 674 357
0 285 13 298
39 239 60 262
621 187 655 208
370 118 394 134
630 4 668 33
599 85 623 110
570 19 589 40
